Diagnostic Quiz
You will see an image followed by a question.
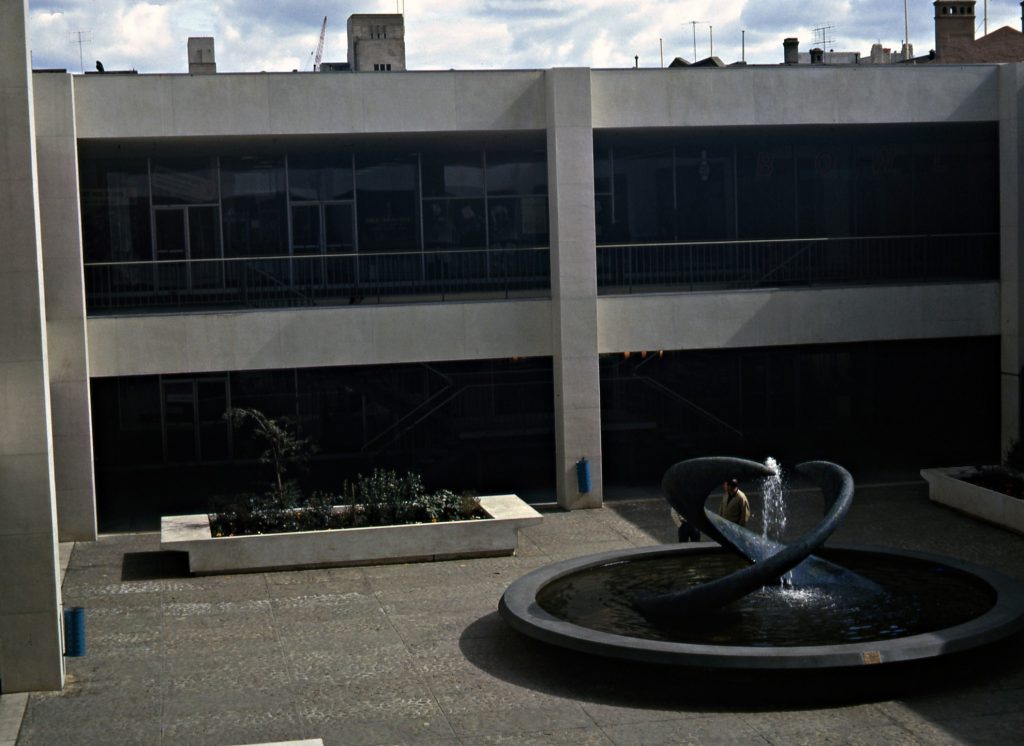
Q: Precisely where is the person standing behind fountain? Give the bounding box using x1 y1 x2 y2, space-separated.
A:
719 478 750 526
670 508 701 542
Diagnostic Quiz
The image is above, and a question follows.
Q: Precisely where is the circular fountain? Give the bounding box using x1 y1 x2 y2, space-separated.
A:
499 457 1024 670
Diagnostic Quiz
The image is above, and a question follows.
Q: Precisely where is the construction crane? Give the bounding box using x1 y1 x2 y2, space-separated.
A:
309 16 327 71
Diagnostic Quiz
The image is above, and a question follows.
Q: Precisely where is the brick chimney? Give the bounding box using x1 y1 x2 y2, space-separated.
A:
783 37 799 64
933 1 976 60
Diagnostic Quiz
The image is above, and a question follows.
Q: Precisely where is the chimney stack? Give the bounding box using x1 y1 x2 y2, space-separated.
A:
783 37 799 64
810 48 824 64
188 37 216 74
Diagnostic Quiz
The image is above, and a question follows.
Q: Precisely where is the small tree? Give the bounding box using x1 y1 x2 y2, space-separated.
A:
224 407 315 493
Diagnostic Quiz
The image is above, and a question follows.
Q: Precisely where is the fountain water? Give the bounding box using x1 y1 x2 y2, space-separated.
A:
760 457 792 587
499 456 1024 670
760 456 786 542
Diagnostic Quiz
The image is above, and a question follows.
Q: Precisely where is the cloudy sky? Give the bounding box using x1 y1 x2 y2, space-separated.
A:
26 0 1024 74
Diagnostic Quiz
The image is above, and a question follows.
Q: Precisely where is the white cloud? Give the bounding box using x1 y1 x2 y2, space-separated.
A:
24 0 1024 73
111 3 172 59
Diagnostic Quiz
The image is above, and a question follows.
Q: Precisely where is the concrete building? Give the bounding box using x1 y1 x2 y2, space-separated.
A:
347 13 406 71
5 0 1024 691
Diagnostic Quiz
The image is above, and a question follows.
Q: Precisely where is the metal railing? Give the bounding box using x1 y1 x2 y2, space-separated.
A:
596 233 999 294
84 246 551 314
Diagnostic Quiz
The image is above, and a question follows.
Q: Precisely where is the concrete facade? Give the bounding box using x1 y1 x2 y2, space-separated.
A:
347 13 406 72
7 11 1024 688
33 73 96 542
0 0 65 693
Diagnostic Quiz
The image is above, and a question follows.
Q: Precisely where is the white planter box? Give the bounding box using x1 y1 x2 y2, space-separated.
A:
160 494 542 575
921 467 1024 535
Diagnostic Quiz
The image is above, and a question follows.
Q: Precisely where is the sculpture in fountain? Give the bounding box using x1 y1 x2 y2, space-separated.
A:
499 456 1024 670
638 456 880 621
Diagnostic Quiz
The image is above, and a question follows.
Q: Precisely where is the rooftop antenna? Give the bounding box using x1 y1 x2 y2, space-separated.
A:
904 0 911 59
742 29 746 62
69 30 91 74
812 22 835 61
688 20 706 62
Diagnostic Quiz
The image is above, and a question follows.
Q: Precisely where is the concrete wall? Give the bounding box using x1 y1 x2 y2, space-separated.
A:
86 283 998 380
0 0 65 693
591 66 1000 128
34 73 96 541
72 71 546 138
598 283 1000 353
87 300 551 378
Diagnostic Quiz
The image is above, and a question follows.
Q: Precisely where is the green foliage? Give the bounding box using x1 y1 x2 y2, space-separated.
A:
209 463 483 537
224 407 315 491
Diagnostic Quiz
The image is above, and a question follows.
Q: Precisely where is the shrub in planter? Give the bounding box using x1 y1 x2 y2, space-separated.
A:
212 407 482 537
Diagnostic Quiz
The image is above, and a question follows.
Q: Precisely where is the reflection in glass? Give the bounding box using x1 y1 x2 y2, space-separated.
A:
221 155 287 257
79 157 151 262
289 153 353 201
356 156 418 252
151 157 218 205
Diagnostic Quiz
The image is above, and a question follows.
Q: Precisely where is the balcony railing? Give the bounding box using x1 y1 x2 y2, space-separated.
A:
596 233 999 294
84 247 551 314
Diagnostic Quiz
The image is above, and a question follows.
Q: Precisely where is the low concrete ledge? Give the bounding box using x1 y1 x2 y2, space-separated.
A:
921 468 1024 535
160 494 542 575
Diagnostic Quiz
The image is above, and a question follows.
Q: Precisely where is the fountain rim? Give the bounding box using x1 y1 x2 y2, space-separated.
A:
498 543 1024 670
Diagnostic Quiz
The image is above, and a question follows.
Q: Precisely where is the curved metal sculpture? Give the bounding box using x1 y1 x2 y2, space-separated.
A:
498 455 1024 670
637 456 878 622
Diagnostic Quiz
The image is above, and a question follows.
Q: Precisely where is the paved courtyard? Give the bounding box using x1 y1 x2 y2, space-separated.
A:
4 479 1024 745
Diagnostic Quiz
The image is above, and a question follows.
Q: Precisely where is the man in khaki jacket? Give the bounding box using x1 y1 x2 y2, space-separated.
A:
719 478 750 526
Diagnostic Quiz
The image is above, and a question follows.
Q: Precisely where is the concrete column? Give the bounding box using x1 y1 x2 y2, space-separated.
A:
546 68 602 509
35 73 97 541
1000 63 1024 459
0 0 66 692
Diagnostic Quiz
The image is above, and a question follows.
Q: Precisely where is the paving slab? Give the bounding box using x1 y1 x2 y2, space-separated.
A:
6 481 1024 745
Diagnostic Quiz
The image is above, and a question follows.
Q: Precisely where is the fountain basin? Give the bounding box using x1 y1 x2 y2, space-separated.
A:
499 543 1024 670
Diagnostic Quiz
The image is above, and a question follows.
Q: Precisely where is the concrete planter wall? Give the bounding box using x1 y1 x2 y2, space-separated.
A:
921 468 1024 535
161 494 542 575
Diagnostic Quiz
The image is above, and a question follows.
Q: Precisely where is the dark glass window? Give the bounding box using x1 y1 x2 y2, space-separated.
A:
796 142 852 238
151 157 218 205
356 155 418 252
115 377 162 464
423 199 486 250
486 150 547 196
676 147 735 241
221 155 287 257
737 143 795 239
852 141 913 236
610 148 675 243
79 157 151 262
288 153 353 201
421 151 484 198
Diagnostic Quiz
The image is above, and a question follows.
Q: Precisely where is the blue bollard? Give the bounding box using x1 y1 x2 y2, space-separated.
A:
64 607 86 657
576 457 591 494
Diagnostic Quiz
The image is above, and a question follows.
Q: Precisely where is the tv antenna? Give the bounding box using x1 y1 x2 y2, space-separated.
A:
812 22 835 58
69 30 91 74
687 20 707 62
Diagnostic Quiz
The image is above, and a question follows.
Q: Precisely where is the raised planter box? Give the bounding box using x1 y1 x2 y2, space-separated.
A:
160 494 542 575
921 467 1024 535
